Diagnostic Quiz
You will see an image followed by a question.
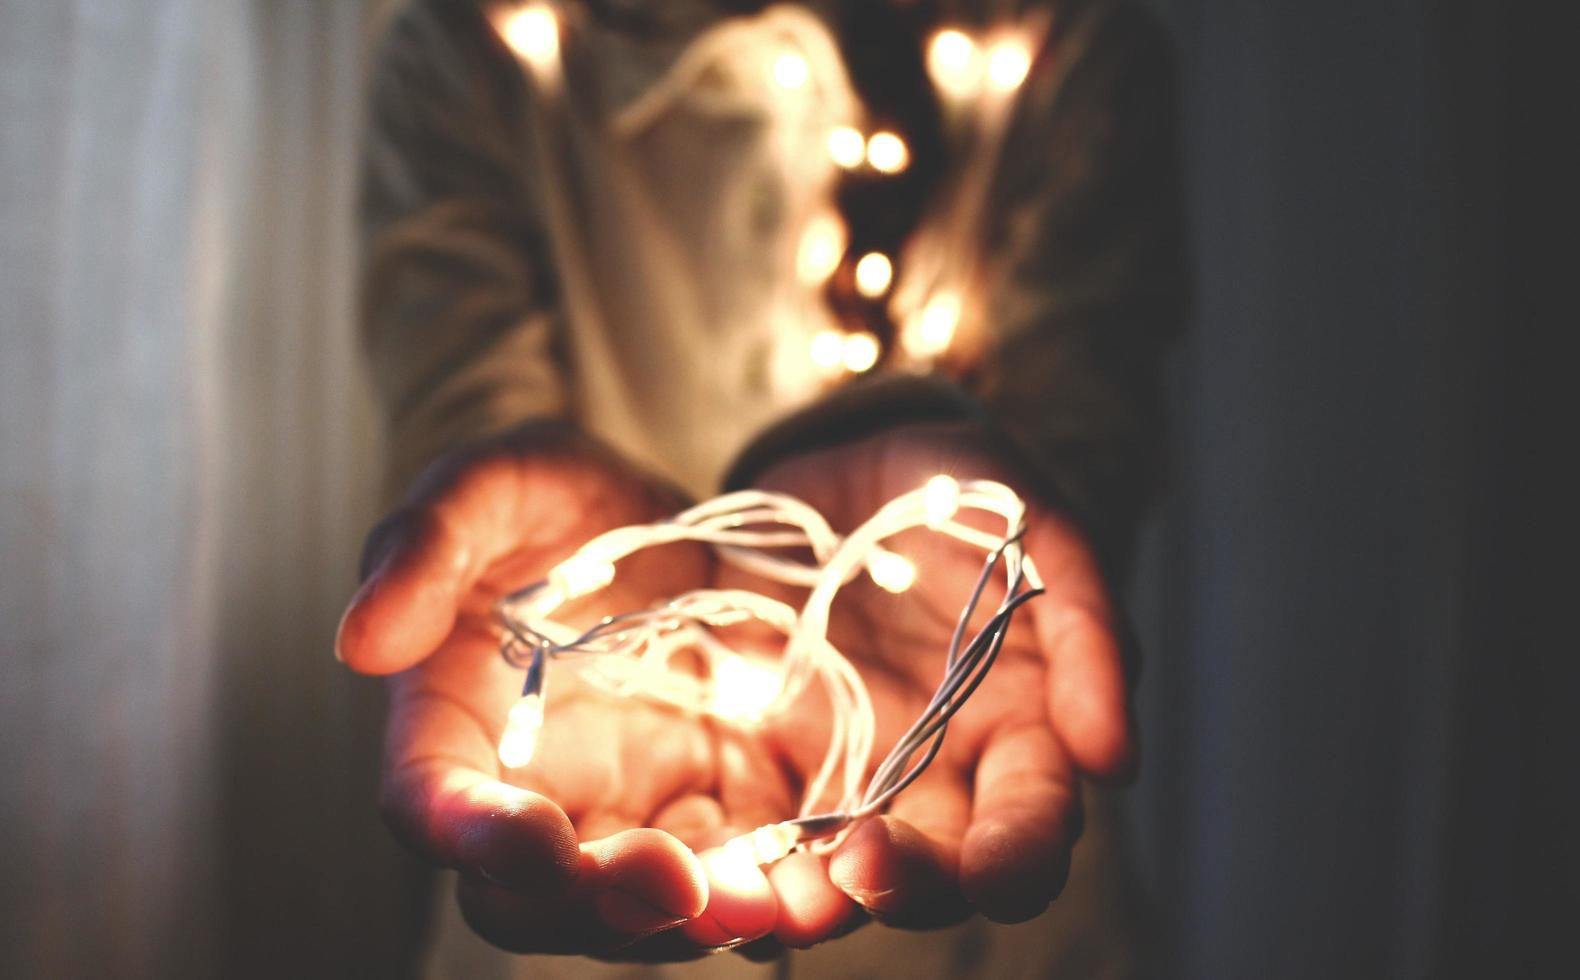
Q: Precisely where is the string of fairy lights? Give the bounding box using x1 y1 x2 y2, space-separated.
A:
493 475 1044 864
496 0 1038 381
486 3 1047 867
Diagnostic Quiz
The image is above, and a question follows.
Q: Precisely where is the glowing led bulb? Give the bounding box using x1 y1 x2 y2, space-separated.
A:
902 292 960 358
867 549 917 594
923 475 962 529
710 654 784 723
723 821 800 867
498 5 560 68
809 328 847 373
853 252 893 298
772 50 809 90
797 213 846 285
866 131 909 174
550 552 615 599
986 39 1032 92
827 125 866 169
489 478 1045 852
842 331 880 373
927 28 983 98
497 693 545 768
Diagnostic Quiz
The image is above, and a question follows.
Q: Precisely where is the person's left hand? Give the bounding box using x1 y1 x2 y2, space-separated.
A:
706 420 1136 952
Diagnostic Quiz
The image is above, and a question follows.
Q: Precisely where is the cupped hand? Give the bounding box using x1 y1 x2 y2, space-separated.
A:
337 423 807 960
720 420 1137 949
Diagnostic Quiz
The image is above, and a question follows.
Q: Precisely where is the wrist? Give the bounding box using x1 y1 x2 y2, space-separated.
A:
723 374 981 490
722 375 1085 526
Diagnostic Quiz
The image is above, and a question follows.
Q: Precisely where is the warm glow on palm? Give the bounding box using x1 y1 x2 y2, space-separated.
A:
338 421 1133 959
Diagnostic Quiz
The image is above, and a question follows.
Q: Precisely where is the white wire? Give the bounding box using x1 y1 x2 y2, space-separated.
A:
494 477 1038 849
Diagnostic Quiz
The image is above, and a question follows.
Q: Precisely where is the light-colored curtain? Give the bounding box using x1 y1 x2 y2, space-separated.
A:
1 2 417 977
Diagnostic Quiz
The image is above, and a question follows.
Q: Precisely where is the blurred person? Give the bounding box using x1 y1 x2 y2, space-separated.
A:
336 0 1183 974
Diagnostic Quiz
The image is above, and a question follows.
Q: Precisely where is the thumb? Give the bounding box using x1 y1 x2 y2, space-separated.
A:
336 454 531 674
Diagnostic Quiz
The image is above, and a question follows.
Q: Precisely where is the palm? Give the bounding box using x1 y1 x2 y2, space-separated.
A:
404 428 1040 852
375 441 801 842
740 429 1052 809
593 420 1125 950
520 690 790 836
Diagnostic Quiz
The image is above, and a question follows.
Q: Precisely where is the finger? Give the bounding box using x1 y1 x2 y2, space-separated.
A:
961 722 1081 923
456 828 708 957
766 850 862 948
715 730 799 836
827 769 974 928
574 811 645 844
1027 516 1136 780
827 816 971 929
582 829 710 934
887 762 972 851
381 755 580 892
337 455 527 674
680 846 778 947
377 630 577 889
651 794 729 851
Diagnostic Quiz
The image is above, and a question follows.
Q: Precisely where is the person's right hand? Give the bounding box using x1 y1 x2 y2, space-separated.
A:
336 423 803 960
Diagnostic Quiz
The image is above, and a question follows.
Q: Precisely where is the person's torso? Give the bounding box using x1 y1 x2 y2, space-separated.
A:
523 3 854 495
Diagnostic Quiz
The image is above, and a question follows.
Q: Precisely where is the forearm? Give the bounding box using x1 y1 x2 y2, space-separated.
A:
360 0 568 490
726 3 1185 573
363 202 569 488
972 0 1187 567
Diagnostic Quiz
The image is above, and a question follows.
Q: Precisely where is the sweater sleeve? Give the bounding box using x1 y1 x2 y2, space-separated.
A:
360 0 568 489
968 0 1188 563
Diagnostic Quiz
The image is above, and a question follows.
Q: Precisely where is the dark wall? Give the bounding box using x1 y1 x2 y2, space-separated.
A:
1128 2 1565 976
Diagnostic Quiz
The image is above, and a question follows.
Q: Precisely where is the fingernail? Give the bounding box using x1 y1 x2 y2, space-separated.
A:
333 602 353 662
596 889 690 935
333 574 382 664
841 886 895 914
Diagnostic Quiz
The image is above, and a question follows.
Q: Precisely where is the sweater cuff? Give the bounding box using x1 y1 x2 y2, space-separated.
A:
721 371 1141 688
722 374 969 489
722 373 1086 530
